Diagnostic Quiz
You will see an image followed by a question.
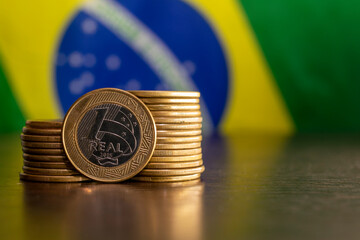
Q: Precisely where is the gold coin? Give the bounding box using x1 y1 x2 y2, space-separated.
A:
157 136 202 143
62 88 157 182
150 154 202 162
153 148 202 157
138 165 204 176
22 166 79 176
22 147 65 156
156 129 202 137
155 142 201 150
131 177 203 188
22 127 61 136
23 153 68 162
25 120 62 129
156 123 202 130
128 90 200 98
19 172 90 182
146 160 203 169
131 178 201 187
139 98 199 104
153 117 202 124
21 141 63 149
21 134 61 142
147 104 200 111
23 160 74 169
132 173 202 182
150 111 201 117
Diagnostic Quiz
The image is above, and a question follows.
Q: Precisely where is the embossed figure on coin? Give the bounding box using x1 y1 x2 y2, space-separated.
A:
77 104 140 167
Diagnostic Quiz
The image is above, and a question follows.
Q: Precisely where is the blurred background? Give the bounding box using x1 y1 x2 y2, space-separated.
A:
0 0 359 135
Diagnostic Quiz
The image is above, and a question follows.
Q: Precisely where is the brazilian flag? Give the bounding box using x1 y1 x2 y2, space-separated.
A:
0 0 359 134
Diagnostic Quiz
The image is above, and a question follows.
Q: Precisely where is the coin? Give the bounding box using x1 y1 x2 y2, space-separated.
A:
62 88 157 182
19 173 90 182
129 90 200 98
21 134 61 142
147 104 200 111
23 160 74 169
138 165 205 176
146 160 203 169
22 127 61 136
139 98 199 104
156 136 202 143
25 120 62 129
22 166 79 176
150 154 202 162
23 153 68 162
156 129 202 137
155 142 201 150
156 123 202 130
153 148 202 157
150 111 201 117
22 147 65 155
131 178 201 187
153 117 203 124
21 141 63 149
139 165 205 177
132 173 201 182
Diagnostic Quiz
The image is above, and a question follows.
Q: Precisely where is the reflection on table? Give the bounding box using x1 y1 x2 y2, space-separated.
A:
22 180 204 240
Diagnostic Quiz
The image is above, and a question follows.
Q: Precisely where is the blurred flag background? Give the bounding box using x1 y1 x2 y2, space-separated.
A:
0 0 359 134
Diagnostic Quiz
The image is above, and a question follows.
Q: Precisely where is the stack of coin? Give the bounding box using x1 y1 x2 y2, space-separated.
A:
19 120 90 183
129 91 205 182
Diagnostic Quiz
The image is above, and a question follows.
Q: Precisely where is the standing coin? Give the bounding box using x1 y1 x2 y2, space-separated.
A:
23 160 74 169
156 130 202 137
22 147 65 155
22 166 79 176
21 134 61 142
153 117 202 124
150 111 201 117
26 120 62 129
155 142 201 150
21 141 63 149
132 173 201 182
147 104 200 111
138 165 205 176
62 88 157 182
23 153 68 162
156 136 202 143
22 127 61 136
146 160 203 169
139 98 199 104
128 91 200 98
156 123 202 130
19 173 90 182
150 154 203 162
152 148 202 157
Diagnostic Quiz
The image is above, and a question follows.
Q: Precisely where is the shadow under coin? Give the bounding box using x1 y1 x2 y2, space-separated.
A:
22 180 204 240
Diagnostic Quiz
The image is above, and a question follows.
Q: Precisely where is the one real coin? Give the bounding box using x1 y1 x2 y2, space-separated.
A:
21 141 63 149
22 127 61 136
25 120 62 129
23 160 75 169
128 90 200 98
19 173 90 183
22 166 79 176
145 160 203 169
138 165 205 176
62 88 157 182
21 134 61 142
23 153 68 162
131 173 201 182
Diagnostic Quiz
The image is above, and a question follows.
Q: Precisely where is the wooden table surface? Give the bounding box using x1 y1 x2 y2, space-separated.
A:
1 133 360 240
